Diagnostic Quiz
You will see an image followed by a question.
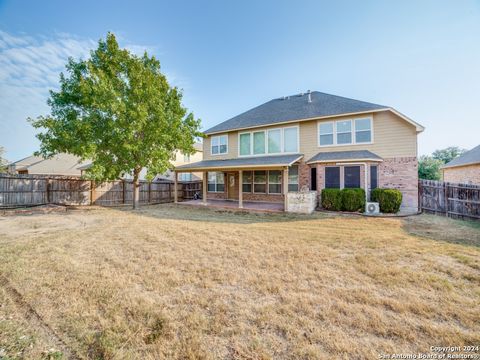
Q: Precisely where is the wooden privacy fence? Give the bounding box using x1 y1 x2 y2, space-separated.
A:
0 174 202 208
419 179 480 220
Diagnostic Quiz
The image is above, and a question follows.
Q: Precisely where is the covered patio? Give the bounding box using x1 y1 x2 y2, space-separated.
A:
174 154 303 212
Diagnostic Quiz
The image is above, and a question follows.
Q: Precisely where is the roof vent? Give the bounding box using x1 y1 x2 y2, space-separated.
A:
307 90 312 103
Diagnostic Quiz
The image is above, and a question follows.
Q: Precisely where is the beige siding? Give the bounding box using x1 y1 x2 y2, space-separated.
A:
203 110 418 161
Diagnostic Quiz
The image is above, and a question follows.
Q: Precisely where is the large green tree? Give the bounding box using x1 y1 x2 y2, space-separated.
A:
0 146 8 172
31 33 202 209
418 155 443 180
432 146 466 164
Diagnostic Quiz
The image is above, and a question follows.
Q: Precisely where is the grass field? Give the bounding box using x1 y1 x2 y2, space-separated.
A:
0 204 479 359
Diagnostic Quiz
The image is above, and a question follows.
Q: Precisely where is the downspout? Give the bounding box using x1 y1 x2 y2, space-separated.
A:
335 162 369 205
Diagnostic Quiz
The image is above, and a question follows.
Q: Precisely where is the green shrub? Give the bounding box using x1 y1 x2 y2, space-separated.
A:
371 188 403 213
321 189 342 211
341 188 366 212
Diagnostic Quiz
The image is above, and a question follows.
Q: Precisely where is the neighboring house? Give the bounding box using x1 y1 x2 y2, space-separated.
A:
78 142 203 181
7 153 88 176
157 142 203 181
441 144 480 184
176 91 424 211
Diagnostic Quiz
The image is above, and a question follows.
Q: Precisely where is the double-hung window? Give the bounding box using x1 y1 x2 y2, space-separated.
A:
325 167 340 189
253 131 265 155
355 118 372 143
242 171 252 192
344 166 360 188
283 127 298 153
336 120 352 145
207 172 224 192
319 117 372 146
211 135 228 155
319 122 334 146
288 165 299 191
253 171 267 193
267 129 281 154
268 170 282 194
239 133 251 156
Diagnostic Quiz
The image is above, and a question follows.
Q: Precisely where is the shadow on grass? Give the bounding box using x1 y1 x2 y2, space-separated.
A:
120 202 334 225
401 214 480 248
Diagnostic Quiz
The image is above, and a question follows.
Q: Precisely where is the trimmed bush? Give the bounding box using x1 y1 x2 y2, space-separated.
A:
321 189 342 211
371 188 403 213
341 188 366 212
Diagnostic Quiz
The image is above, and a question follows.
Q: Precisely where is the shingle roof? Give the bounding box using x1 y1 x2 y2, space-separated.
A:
175 154 303 171
307 150 382 164
204 91 388 134
442 144 480 169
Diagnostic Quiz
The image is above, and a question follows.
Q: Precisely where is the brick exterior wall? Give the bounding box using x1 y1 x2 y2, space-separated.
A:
298 161 310 190
378 157 418 210
442 164 480 184
244 193 284 202
315 157 418 211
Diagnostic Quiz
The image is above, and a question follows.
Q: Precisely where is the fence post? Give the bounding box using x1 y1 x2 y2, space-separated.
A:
122 180 126 204
168 182 172 202
418 180 421 213
46 178 51 204
148 182 152 204
90 180 95 205
444 182 449 218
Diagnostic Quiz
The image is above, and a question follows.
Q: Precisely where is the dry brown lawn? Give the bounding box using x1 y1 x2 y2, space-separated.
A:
0 205 479 359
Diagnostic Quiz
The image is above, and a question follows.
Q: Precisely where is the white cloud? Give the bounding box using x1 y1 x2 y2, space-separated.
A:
0 30 157 161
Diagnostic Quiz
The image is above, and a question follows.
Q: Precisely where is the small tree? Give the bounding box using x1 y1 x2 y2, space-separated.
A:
31 33 202 209
418 155 443 180
432 146 466 164
0 146 8 173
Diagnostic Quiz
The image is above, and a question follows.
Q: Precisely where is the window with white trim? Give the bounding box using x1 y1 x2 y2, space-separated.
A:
267 129 281 154
239 127 298 156
207 172 224 192
179 173 192 181
239 133 250 156
253 171 266 193
183 154 190 163
242 171 252 193
211 135 228 155
318 117 373 147
283 127 298 153
355 118 372 143
268 170 282 194
336 120 352 145
288 165 299 191
319 122 334 146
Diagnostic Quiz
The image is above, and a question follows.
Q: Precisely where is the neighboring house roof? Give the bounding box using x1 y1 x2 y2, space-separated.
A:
307 150 383 164
442 144 480 169
176 154 303 171
204 91 424 134
9 153 87 175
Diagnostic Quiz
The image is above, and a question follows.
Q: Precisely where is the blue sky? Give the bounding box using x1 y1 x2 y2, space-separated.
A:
1 0 480 161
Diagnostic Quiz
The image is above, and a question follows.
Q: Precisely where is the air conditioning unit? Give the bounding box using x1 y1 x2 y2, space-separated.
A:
365 202 380 215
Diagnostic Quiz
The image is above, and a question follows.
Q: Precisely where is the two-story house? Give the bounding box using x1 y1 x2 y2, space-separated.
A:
175 91 424 212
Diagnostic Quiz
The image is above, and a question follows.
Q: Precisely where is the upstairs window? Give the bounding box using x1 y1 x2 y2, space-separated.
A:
253 131 265 155
183 154 190 163
336 120 352 145
239 133 251 156
283 127 298 153
318 117 373 147
211 135 228 155
319 122 334 146
355 118 372 143
267 129 282 154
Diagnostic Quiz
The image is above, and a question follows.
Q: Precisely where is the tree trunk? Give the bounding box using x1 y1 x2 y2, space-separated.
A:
133 169 140 210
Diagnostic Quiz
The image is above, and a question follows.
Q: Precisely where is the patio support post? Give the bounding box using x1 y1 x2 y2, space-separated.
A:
202 171 207 205
174 171 178 204
283 166 289 211
238 170 243 209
